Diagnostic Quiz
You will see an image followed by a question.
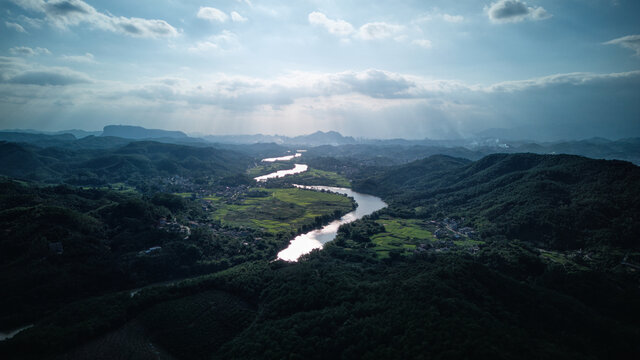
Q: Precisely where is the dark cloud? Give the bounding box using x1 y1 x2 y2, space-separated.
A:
9 46 50 56
486 0 550 23
44 0 91 15
489 0 528 19
7 69 91 86
9 0 178 38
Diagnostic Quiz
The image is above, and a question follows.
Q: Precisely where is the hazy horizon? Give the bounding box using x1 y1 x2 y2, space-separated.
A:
1 0 639 141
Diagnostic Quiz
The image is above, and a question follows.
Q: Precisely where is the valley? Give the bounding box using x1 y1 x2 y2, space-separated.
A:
0 130 639 359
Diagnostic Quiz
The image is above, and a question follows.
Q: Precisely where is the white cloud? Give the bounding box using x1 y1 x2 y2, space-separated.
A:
486 0 552 23
9 0 179 38
442 14 464 23
412 39 432 49
197 7 228 23
0 56 91 86
60 52 95 63
9 46 51 56
604 34 640 56
5 21 27 33
414 12 464 24
188 31 240 53
356 22 405 40
231 11 247 23
308 12 354 37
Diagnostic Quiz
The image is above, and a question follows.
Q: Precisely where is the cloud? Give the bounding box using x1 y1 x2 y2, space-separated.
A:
356 22 405 40
0 57 91 86
604 34 640 56
486 0 551 23
60 52 95 63
308 12 354 37
1 62 638 140
9 46 51 56
485 70 640 92
412 39 432 49
197 7 228 23
112 17 178 37
7 69 91 85
188 31 240 53
414 12 464 24
442 14 464 23
9 0 179 38
231 11 247 23
5 21 27 33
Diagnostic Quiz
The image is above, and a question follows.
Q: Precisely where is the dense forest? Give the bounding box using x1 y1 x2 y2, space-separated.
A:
0 134 639 359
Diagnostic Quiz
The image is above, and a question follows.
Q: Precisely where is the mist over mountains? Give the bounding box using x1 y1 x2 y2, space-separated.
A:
2 125 639 165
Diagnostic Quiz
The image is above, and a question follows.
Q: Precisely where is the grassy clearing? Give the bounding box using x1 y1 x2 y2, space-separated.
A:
370 217 434 258
285 168 351 188
210 188 353 234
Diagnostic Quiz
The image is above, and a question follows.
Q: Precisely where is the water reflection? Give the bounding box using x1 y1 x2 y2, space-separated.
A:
254 164 308 182
261 153 302 162
277 185 387 261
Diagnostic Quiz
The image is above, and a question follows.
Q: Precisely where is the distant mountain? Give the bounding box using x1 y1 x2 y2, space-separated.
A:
0 129 101 138
202 131 356 146
0 131 76 148
102 125 188 139
289 131 356 146
203 134 285 144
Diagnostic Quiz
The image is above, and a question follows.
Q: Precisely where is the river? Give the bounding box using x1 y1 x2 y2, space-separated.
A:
277 185 387 261
261 153 302 162
254 156 387 261
254 164 308 182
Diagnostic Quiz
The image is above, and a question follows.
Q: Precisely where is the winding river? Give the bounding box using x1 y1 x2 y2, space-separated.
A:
277 186 387 261
254 155 387 261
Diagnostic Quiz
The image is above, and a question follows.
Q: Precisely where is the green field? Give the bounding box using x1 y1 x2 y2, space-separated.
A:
285 168 351 187
371 217 434 258
210 188 354 233
368 217 484 258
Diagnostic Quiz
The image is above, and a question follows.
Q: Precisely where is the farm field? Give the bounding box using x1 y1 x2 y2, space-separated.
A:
210 188 354 234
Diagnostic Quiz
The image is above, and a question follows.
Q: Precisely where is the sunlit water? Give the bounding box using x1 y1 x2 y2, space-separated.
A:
254 164 308 181
261 153 302 162
277 185 387 262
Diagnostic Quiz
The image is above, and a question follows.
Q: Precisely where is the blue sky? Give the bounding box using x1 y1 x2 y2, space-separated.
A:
0 0 639 140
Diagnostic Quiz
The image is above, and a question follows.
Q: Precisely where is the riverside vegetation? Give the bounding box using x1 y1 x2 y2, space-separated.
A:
0 134 639 359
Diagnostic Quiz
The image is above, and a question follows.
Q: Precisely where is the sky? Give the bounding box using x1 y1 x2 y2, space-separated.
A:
0 0 639 140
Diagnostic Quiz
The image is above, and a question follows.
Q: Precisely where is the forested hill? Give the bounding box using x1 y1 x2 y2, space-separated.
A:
0 141 253 186
354 153 640 250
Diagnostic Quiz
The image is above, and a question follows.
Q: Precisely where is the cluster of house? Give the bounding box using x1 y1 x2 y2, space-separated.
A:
431 218 477 240
409 218 481 255
157 217 191 239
